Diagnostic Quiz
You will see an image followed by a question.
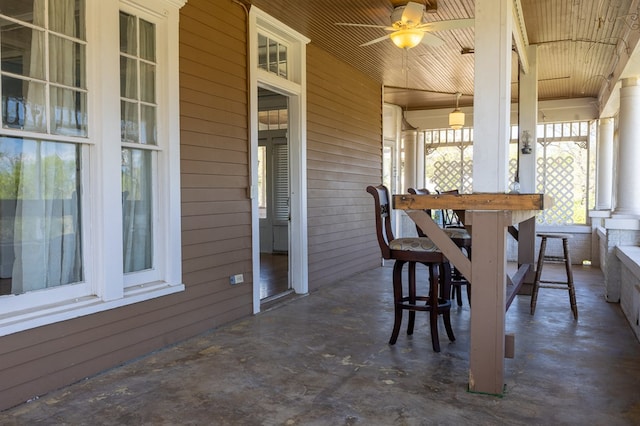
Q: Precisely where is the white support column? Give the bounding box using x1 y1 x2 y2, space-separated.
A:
472 0 513 192
402 129 417 192
518 45 538 193
596 117 614 211
614 78 640 217
469 0 513 396
416 131 425 189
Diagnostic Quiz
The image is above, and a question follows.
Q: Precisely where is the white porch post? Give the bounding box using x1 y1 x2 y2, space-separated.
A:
518 45 538 194
516 44 538 291
472 0 512 192
469 0 513 395
614 78 640 217
402 129 417 192
596 117 614 211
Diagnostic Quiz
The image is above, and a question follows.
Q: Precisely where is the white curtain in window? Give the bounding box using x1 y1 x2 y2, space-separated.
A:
122 149 152 273
50 0 84 136
121 13 154 274
12 140 81 293
12 0 82 294
24 0 46 133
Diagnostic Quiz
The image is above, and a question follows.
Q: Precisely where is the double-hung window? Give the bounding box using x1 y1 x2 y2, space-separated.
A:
0 0 184 336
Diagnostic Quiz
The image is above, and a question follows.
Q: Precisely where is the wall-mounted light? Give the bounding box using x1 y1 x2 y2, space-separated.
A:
521 130 532 154
448 92 464 130
390 29 425 49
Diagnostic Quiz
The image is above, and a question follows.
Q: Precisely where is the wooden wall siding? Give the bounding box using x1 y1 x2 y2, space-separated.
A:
306 44 383 289
0 0 253 410
178 0 253 329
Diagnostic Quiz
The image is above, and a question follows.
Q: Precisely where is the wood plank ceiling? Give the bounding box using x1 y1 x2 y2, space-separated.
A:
248 0 640 112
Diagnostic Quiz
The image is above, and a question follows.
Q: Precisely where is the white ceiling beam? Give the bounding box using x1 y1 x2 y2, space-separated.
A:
512 0 530 74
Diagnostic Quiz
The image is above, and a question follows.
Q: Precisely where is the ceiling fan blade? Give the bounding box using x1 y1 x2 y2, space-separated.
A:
417 18 474 32
360 34 392 47
401 2 425 26
335 22 393 30
420 32 445 47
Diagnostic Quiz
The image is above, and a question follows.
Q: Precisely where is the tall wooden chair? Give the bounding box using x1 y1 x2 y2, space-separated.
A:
408 188 472 306
367 185 455 352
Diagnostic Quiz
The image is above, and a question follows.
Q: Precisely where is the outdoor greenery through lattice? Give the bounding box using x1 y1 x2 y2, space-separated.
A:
421 121 595 225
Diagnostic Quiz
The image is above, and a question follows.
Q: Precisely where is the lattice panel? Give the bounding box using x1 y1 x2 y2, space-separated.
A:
509 159 518 187
536 156 575 225
423 122 592 225
432 160 462 192
461 161 473 193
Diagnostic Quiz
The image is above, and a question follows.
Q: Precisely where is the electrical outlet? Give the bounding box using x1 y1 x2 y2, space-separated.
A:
229 274 244 285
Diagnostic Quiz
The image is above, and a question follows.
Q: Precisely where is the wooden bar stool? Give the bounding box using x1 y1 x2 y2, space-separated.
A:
367 185 455 352
530 233 578 320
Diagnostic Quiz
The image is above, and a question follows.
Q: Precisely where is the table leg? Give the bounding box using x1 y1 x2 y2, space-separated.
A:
468 210 508 395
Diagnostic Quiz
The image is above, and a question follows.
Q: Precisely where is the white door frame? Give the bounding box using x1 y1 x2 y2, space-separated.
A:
249 8 309 313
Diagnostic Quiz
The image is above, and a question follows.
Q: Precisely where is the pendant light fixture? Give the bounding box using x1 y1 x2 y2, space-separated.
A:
448 92 465 130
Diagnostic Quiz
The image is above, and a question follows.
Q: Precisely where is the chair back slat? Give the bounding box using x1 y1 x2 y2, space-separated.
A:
366 185 394 259
407 188 431 237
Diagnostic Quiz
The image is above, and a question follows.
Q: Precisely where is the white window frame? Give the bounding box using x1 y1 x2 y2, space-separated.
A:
0 0 185 337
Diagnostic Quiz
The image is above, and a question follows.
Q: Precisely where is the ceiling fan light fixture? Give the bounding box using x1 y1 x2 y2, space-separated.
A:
390 29 424 49
449 92 464 130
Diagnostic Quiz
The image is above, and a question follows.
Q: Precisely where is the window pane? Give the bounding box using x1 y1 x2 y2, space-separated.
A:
121 100 139 143
139 19 155 61
2 76 25 129
0 137 82 296
48 0 85 39
278 44 287 78
49 35 86 89
120 57 137 99
140 104 156 145
122 148 152 273
22 80 47 133
0 1 42 25
50 86 87 137
257 34 267 70
0 20 45 79
119 12 137 55
140 62 155 103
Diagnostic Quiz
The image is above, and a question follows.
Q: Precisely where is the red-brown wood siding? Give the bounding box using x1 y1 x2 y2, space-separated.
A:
306 45 383 289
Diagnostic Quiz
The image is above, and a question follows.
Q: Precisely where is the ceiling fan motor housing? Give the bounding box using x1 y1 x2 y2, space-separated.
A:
390 4 425 29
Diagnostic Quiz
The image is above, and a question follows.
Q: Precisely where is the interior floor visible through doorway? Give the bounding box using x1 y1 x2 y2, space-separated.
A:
260 252 288 300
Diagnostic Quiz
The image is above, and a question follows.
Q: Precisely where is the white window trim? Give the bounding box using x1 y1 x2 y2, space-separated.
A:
0 0 186 337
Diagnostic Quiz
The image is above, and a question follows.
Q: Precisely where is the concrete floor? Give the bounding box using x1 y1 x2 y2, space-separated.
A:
2 263 640 425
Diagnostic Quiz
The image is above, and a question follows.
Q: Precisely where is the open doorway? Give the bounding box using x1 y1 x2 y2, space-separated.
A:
258 88 290 301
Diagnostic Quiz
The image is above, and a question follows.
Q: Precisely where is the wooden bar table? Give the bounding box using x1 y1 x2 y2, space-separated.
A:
393 192 552 395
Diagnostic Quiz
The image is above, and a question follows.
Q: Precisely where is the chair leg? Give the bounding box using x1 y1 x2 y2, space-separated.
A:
389 260 405 345
466 283 471 306
466 247 472 306
562 238 578 320
407 262 417 336
428 263 440 352
440 262 455 342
